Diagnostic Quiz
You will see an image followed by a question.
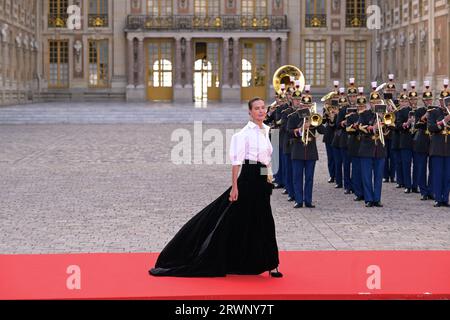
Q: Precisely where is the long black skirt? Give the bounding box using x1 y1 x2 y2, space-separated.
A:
149 161 280 277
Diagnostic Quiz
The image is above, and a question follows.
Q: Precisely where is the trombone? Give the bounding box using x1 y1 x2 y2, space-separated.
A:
374 105 388 147
380 99 396 126
301 103 323 146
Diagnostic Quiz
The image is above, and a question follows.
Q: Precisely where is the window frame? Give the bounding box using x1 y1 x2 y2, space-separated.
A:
48 39 70 88
88 39 109 88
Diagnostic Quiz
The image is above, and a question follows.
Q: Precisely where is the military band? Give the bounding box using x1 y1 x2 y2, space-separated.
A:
265 74 450 208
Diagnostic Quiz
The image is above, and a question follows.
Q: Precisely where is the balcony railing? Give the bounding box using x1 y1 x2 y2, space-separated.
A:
88 14 109 28
305 14 327 28
126 15 288 31
48 14 68 28
345 14 367 28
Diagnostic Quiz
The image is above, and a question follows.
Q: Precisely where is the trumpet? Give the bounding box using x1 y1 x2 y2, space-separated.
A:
324 103 338 118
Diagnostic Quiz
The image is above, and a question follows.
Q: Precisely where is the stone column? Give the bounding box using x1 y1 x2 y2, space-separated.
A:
222 37 230 87
271 37 278 77
281 37 288 66
127 36 135 88
174 37 193 102
0 40 3 86
126 34 146 102
137 36 145 88
17 44 22 90
184 37 192 88
174 37 182 87
232 37 240 88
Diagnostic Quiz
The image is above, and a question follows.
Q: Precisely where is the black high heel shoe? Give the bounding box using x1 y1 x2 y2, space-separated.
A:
269 268 283 278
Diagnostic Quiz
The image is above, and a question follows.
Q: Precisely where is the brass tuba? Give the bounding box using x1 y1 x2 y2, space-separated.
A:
273 65 306 94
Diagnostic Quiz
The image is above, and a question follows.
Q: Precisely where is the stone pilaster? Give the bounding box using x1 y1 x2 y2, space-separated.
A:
137 36 145 88
232 37 240 88
127 36 135 88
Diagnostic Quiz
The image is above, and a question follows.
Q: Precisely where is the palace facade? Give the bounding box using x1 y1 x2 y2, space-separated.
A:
0 0 448 105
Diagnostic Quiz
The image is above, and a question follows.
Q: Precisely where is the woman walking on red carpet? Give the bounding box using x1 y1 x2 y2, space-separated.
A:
149 97 283 278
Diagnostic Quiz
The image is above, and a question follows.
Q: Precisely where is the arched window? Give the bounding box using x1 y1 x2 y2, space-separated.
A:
194 58 212 101
152 58 172 87
241 58 252 87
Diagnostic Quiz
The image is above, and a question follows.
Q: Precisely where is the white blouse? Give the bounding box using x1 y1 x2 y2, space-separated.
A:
229 121 273 166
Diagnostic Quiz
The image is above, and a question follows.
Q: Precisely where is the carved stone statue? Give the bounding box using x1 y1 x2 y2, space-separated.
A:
399 32 405 47
409 31 416 45
74 40 83 74
419 29 427 47
332 41 340 74
332 0 340 12
1 23 9 42
390 34 396 49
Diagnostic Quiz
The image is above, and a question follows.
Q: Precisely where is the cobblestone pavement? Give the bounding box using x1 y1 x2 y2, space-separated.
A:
0 107 449 253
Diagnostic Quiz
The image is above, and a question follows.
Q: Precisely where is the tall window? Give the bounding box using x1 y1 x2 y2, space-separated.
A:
89 40 109 87
418 0 424 16
48 0 69 28
305 0 327 28
242 42 266 88
345 41 366 85
147 0 172 15
194 0 220 16
242 0 267 16
88 0 109 27
147 42 172 87
305 40 326 86
346 0 366 27
49 40 69 88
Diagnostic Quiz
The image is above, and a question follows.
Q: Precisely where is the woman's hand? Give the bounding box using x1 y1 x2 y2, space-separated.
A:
229 186 239 202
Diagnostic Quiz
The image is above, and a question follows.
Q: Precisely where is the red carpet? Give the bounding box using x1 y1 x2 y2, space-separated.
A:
1 251 450 300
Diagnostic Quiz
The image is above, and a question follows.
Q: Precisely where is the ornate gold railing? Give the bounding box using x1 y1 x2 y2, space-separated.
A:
48 14 68 28
345 14 367 28
88 14 109 28
126 15 288 31
305 14 327 28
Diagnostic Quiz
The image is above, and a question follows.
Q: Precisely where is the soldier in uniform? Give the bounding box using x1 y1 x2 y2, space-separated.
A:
274 84 290 192
383 74 397 183
391 84 409 189
357 91 387 208
347 78 358 105
288 85 325 208
279 84 296 202
427 81 450 207
411 81 433 201
331 81 344 189
395 81 416 194
266 92 285 189
346 87 366 202
322 92 337 184
337 87 352 194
